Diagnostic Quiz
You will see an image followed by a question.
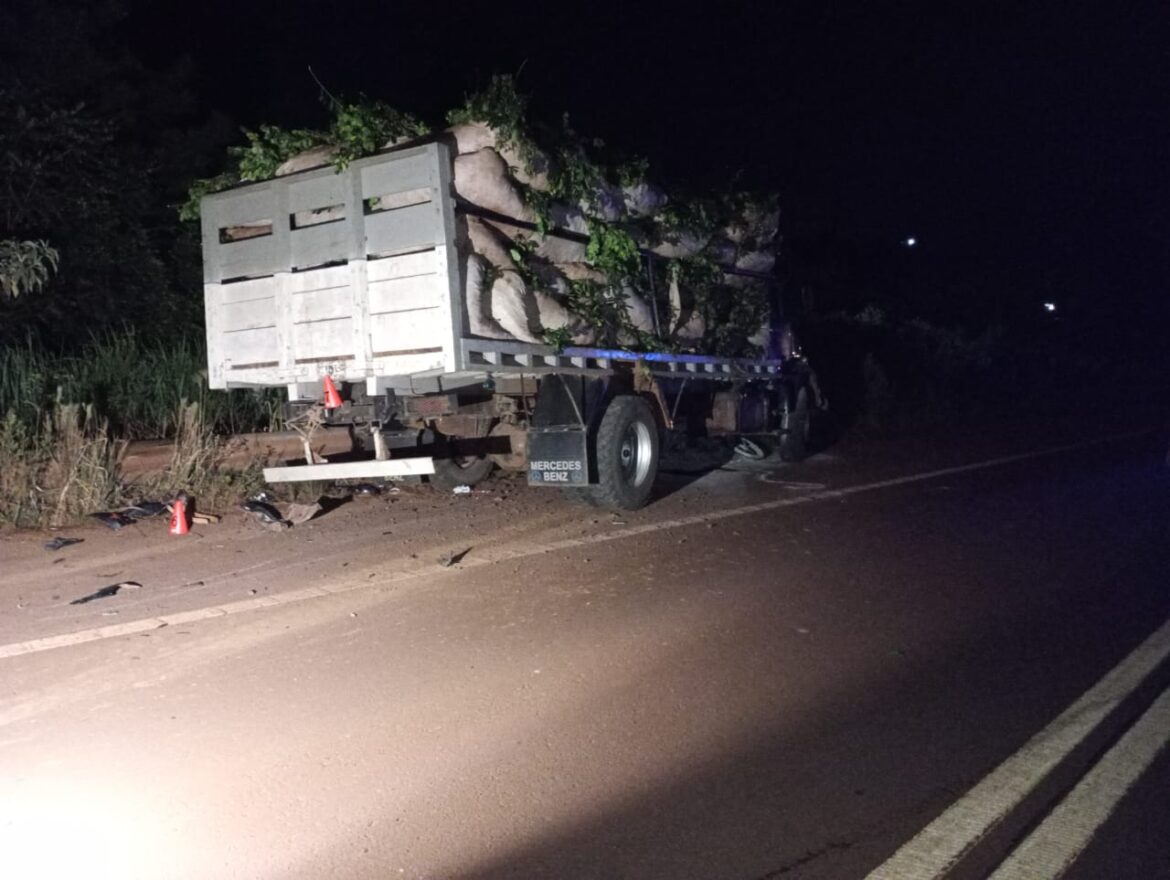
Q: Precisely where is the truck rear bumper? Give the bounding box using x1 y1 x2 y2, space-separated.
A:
263 458 435 483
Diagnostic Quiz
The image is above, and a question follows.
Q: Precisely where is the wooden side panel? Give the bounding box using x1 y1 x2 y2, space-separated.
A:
367 275 444 315
221 296 277 332
292 316 354 359
369 309 447 352
222 326 278 367
367 250 435 282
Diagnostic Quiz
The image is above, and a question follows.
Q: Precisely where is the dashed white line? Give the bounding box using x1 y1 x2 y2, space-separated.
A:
0 430 1147 661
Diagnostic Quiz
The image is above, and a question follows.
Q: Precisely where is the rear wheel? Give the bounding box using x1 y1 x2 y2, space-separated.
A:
429 436 495 490
778 385 811 463
586 396 660 510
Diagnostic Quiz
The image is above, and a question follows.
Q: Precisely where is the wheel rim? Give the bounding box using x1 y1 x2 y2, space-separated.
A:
620 420 654 487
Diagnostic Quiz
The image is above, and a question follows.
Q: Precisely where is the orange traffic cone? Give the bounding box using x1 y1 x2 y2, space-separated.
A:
322 374 342 410
169 492 190 536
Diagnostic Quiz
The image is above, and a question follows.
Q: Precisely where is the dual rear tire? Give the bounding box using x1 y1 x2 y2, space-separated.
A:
562 395 660 511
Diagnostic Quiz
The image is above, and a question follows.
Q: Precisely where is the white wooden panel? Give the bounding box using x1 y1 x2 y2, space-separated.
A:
287 173 349 215
368 275 444 315
369 187 430 211
369 308 446 351
264 457 435 482
369 351 448 375
222 326 278 365
221 297 276 332
293 316 354 358
293 287 353 323
288 265 349 293
359 151 433 198
291 221 350 270
220 276 275 304
365 202 441 256
367 250 436 282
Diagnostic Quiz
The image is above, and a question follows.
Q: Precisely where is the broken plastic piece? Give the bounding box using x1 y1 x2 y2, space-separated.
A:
44 537 84 551
733 438 767 460
91 511 136 530
241 499 285 525
69 581 142 605
124 501 168 518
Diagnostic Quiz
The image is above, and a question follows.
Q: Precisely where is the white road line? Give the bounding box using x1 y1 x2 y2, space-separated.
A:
865 616 1170 880
0 430 1147 662
988 685 1170 880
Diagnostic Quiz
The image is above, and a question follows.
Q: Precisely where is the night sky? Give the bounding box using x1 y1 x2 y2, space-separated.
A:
127 0 1169 325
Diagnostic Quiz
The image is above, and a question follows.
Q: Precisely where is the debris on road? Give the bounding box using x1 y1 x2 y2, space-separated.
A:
733 438 767 460
284 501 322 526
437 547 471 567
348 483 382 497
44 537 84 551
69 581 142 605
242 498 287 527
91 511 137 530
124 500 168 518
192 512 221 525
452 485 472 495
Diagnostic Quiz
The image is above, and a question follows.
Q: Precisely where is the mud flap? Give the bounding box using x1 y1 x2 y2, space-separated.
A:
526 374 604 486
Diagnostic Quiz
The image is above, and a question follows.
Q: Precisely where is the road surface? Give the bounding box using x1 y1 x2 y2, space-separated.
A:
1 424 1168 879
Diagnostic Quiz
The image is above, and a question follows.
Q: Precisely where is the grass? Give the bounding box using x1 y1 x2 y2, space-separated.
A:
0 331 283 527
0 329 283 439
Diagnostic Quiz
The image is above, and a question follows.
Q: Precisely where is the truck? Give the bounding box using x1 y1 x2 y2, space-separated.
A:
199 139 817 510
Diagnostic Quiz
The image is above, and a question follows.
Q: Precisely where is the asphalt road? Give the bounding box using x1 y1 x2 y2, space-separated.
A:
1 424 1168 879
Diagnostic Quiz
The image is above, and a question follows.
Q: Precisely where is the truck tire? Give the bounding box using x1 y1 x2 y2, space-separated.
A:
429 437 495 490
778 385 811 463
587 395 660 510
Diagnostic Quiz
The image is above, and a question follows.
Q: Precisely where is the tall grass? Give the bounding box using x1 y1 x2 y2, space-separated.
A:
0 330 282 439
0 332 282 526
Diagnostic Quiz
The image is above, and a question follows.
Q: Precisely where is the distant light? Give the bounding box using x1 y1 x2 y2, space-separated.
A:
903 237 917 247
1043 302 1057 313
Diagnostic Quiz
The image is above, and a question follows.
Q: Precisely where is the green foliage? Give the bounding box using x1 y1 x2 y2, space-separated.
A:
233 124 324 182
447 74 531 153
179 171 238 221
615 157 650 188
183 98 430 219
585 221 641 279
327 98 430 166
0 240 59 299
540 326 573 352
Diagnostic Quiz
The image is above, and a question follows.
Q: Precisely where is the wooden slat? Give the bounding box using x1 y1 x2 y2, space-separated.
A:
292 287 353 324
222 326 278 366
290 221 351 270
359 150 434 199
221 296 276 332
287 265 349 293
365 201 442 256
369 308 445 351
219 276 275 303
367 274 443 314
292 315 354 357
367 250 436 282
